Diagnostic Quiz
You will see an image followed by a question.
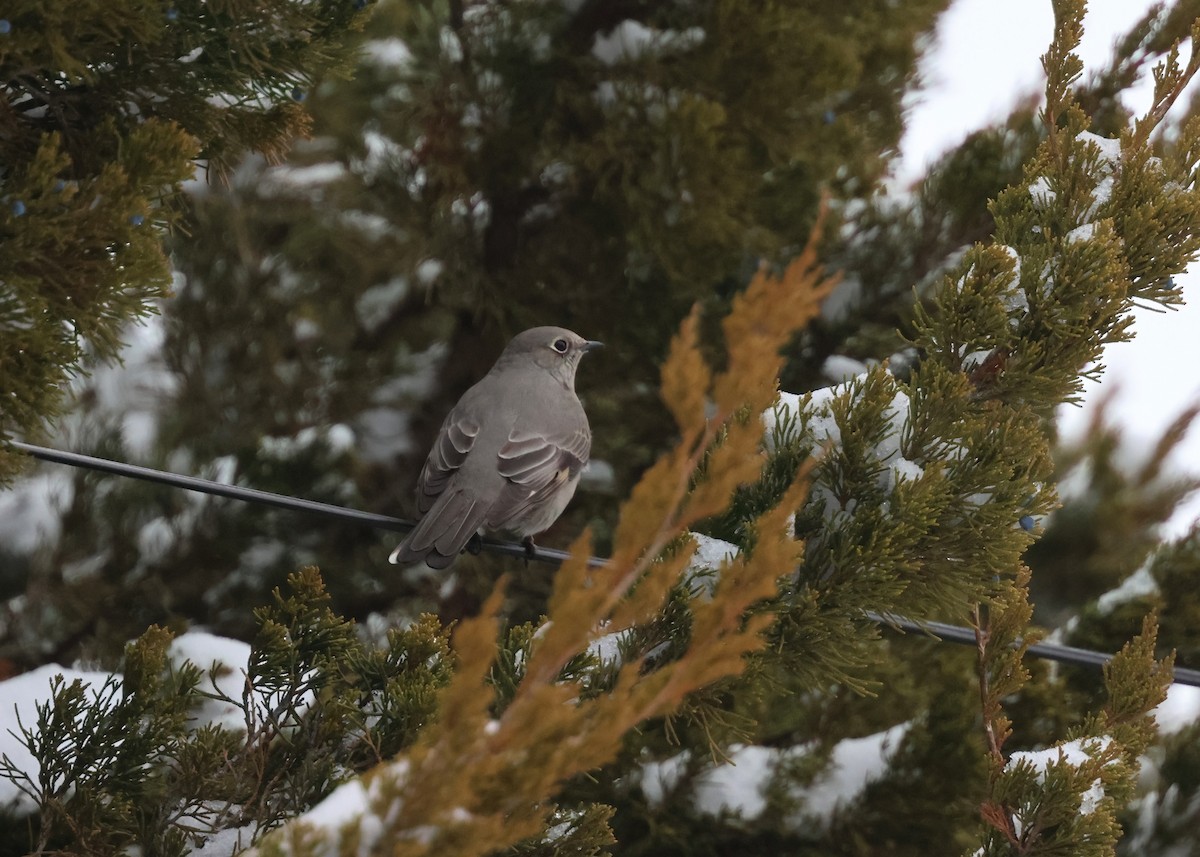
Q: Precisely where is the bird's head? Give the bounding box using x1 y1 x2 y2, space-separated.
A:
501 326 603 387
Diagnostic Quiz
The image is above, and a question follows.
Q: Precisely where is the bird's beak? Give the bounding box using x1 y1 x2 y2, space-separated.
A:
582 340 604 353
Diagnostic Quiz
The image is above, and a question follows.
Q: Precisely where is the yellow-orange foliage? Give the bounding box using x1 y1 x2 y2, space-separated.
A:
262 235 837 857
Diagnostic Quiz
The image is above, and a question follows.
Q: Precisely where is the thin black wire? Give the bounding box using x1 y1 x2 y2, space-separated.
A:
12 440 1200 688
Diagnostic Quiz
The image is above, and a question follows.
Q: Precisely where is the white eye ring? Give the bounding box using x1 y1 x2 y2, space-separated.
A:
552 338 569 354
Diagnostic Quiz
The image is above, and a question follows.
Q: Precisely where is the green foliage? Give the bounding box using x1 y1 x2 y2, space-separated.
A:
621 4 1200 855
977 614 1171 857
0 627 201 854
1027 404 1200 625
5 1 1200 856
0 0 366 482
1121 718 1200 855
0 0 955 664
504 804 617 857
1147 528 1200 669
151 0 953 533
0 571 454 854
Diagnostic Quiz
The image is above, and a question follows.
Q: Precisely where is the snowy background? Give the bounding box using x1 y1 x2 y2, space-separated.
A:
2 0 1199 843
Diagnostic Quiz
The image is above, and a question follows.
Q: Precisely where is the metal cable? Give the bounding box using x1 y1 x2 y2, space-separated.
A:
11 440 1200 687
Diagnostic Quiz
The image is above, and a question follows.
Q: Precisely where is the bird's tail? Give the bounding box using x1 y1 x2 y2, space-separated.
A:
388 487 488 569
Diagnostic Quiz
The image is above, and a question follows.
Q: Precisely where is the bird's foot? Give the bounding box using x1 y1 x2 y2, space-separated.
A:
465 533 484 555
521 536 537 565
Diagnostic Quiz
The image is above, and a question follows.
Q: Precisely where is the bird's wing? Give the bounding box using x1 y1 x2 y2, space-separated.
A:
415 411 480 513
487 426 591 528
389 486 489 569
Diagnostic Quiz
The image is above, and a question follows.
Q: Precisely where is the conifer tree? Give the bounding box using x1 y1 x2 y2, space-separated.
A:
2 2 1200 856
0 0 366 482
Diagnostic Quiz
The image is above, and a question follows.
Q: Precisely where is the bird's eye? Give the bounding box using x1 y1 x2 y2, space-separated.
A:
552 338 569 354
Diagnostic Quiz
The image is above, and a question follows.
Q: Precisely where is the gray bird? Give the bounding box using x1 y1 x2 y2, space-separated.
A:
389 326 602 568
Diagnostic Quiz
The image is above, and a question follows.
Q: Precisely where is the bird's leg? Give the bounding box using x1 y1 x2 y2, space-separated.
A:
465 533 484 555
521 536 537 563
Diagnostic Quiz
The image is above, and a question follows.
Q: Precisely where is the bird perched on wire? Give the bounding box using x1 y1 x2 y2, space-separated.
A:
389 326 602 569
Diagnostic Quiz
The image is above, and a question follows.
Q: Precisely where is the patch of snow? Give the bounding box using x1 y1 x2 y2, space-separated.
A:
356 276 410 334
1096 564 1159 615
1078 131 1122 165
210 455 238 485
995 245 1029 318
0 471 73 555
1005 736 1113 826
693 744 776 818
354 407 412 463
651 723 908 826
361 38 413 68
326 424 355 454
259 425 353 460
690 533 738 570
59 313 177 458
268 162 348 189
338 210 392 242
293 317 321 342
238 539 287 574
1079 777 1106 815
1029 176 1056 206
640 751 690 806
284 762 410 853
354 130 409 182
439 27 464 62
683 533 739 598
169 632 252 732
792 722 910 822
1090 183 1114 217
890 457 926 483
1076 132 1121 216
189 823 255 856
878 388 910 458
579 458 616 493
962 349 994 370
61 552 109 584
540 161 573 186
415 259 444 286
820 276 863 323
997 243 1021 273
823 355 869 382
1004 286 1029 318
1154 683 1200 734
592 21 705 66
137 516 176 564
1067 222 1097 243
586 622 630 663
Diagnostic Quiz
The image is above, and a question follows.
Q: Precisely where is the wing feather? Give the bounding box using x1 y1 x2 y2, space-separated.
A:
390 487 487 569
416 413 480 513
497 428 590 488
488 426 591 530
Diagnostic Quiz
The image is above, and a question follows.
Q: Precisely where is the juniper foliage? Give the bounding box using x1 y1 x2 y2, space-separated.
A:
0 0 366 482
3 2 1200 856
0 571 453 853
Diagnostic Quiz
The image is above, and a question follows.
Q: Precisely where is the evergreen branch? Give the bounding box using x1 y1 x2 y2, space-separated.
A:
971 603 1007 769
1042 0 1086 159
1132 19 1200 148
